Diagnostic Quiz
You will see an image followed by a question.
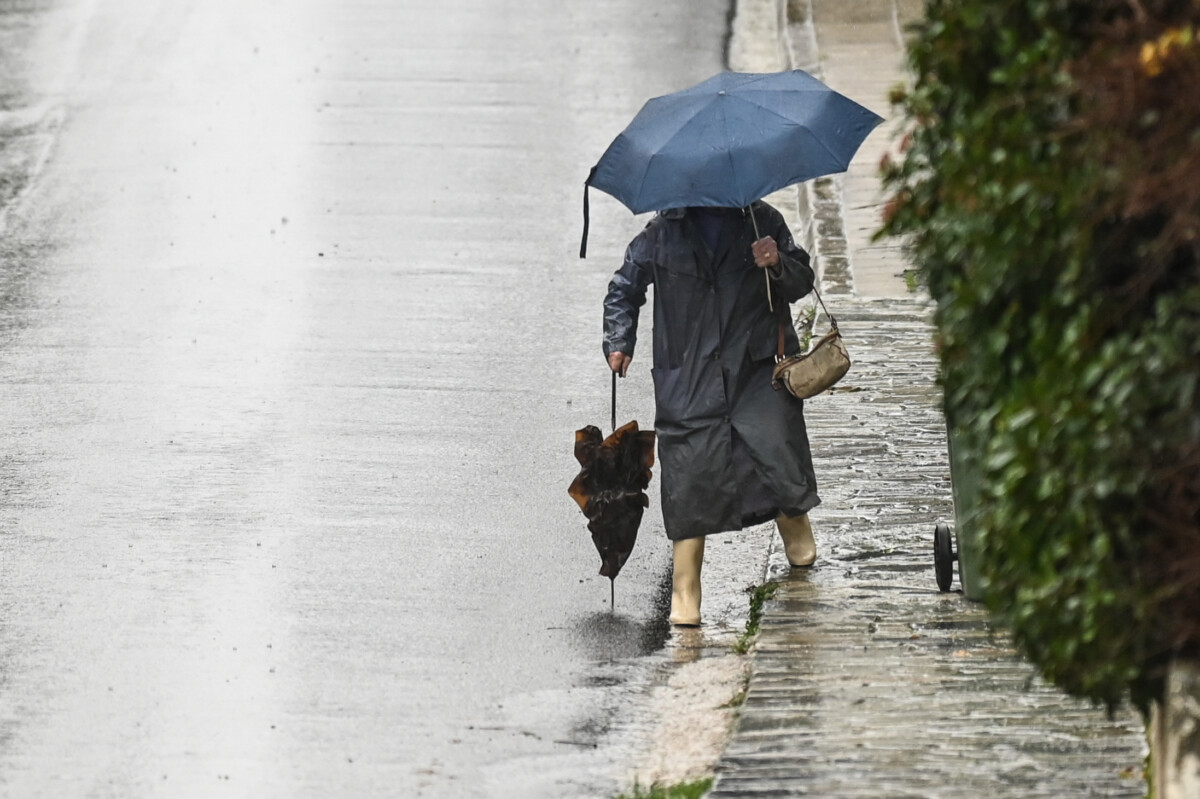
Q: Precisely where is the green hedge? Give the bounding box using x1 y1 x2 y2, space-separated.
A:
882 0 1200 710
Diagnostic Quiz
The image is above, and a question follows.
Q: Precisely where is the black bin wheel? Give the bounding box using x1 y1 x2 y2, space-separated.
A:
934 523 957 593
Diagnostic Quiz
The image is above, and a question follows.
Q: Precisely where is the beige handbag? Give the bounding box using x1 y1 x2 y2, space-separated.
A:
771 288 850 399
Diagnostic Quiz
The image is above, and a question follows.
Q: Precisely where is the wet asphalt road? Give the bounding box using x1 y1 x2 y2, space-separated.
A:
0 0 730 795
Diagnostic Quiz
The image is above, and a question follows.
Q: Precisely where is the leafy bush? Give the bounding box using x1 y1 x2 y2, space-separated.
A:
882 0 1200 710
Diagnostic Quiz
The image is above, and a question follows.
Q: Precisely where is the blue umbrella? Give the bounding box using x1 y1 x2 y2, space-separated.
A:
580 70 884 257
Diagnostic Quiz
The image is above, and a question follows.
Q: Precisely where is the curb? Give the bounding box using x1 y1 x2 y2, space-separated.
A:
775 0 855 297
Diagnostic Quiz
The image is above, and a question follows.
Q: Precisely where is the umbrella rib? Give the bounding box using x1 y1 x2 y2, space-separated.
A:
658 97 715 139
719 96 742 207
724 87 833 121
721 93 858 171
629 99 717 212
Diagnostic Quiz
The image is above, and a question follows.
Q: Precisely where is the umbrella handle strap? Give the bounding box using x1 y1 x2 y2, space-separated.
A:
580 168 596 259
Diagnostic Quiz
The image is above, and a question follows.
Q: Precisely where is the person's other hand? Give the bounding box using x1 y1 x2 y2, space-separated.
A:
752 236 780 269
608 351 632 377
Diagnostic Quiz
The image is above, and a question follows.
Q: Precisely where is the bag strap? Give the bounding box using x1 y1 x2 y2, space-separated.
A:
810 283 837 330
776 283 839 362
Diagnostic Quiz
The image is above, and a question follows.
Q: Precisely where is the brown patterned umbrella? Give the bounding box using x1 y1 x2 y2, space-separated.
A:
568 376 656 607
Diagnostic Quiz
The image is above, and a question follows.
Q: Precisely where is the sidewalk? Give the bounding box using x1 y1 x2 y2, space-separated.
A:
709 1 1148 795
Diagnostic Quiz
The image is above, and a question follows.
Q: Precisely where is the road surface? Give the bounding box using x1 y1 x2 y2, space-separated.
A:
0 0 731 796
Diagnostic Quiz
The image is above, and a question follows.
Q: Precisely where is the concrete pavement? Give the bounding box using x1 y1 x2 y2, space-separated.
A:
708 1 1149 795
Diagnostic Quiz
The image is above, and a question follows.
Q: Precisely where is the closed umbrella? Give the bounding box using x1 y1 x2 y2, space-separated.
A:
568 375 656 609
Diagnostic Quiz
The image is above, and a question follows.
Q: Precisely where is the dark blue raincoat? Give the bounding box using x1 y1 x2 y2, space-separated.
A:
603 201 820 541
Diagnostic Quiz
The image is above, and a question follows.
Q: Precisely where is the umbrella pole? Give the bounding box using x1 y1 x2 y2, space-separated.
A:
748 206 773 312
610 578 615 612
611 370 617 434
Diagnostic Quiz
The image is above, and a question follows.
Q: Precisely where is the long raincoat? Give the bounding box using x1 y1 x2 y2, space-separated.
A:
603 201 820 541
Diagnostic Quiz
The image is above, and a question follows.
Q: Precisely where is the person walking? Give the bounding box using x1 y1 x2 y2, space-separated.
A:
603 201 821 626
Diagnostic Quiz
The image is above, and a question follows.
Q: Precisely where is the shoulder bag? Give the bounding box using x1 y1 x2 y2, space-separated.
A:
771 286 850 399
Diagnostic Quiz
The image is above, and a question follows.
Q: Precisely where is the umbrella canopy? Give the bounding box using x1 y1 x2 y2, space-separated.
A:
580 70 884 256
568 419 656 606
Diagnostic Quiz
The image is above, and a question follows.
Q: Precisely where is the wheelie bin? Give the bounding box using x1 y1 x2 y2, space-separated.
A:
933 422 985 601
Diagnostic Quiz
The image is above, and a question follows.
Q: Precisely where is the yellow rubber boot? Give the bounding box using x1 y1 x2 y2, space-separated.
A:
669 537 705 626
777 512 816 567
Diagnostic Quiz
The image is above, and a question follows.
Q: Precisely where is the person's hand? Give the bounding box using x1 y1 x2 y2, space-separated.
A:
752 236 780 269
608 351 632 377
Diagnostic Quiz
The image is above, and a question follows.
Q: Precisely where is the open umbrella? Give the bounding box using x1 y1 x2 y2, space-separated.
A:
568 374 656 608
579 69 884 257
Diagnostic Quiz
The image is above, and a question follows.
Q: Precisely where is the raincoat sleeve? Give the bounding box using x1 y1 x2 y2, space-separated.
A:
602 234 656 357
763 209 815 304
